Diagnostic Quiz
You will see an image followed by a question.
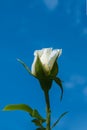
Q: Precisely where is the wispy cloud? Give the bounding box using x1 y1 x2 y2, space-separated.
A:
64 82 74 88
83 87 87 96
70 75 86 85
83 27 87 35
43 0 58 10
64 75 87 89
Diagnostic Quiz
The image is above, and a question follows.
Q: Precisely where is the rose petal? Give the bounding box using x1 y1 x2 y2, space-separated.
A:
31 55 38 75
31 48 62 75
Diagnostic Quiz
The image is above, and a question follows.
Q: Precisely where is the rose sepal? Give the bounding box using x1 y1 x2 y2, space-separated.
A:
54 77 63 101
17 58 37 78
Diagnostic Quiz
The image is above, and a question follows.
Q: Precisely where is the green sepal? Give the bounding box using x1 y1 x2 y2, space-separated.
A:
33 56 53 91
50 61 58 77
34 56 46 79
17 59 36 78
51 111 68 129
54 77 63 100
3 104 45 123
39 79 52 92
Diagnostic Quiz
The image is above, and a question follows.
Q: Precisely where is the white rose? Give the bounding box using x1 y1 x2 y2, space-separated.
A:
31 48 62 77
17 48 62 91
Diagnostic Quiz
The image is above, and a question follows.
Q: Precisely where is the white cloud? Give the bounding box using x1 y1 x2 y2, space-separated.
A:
70 75 86 85
43 0 58 10
64 75 87 89
64 82 74 88
83 87 87 96
83 27 87 35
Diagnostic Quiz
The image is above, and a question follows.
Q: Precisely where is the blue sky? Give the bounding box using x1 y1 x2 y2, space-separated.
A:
0 0 87 130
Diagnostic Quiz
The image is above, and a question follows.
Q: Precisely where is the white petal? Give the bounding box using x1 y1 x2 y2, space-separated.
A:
57 49 62 57
40 48 52 62
32 49 43 75
31 55 38 75
34 50 43 57
31 48 62 75
40 48 52 71
48 49 62 70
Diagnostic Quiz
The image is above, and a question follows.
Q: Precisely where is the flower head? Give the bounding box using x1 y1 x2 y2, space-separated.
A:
31 48 62 78
17 47 62 92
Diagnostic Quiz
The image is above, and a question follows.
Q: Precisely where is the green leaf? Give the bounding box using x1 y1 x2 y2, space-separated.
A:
54 77 63 100
51 111 68 129
31 109 46 122
32 119 42 126
36 128 46 130
17 58 35 78
32 119 45 128
3 104 33 113
3 104 45 123
36 128 42 130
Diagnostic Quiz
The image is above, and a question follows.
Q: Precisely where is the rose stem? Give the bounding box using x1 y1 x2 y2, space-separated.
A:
44 90 51 130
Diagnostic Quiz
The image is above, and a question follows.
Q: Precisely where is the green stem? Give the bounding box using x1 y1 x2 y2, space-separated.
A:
44 90 51 130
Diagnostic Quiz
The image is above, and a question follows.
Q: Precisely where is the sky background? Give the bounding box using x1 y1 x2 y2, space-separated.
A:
0 0 87 130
